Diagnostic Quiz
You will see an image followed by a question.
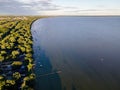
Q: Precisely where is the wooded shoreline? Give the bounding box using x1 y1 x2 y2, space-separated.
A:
0 16 47 90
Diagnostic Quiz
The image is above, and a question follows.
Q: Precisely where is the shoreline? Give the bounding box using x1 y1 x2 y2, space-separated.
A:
0 16 47 90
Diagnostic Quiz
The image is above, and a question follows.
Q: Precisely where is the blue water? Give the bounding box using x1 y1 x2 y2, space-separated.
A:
31 16 120 90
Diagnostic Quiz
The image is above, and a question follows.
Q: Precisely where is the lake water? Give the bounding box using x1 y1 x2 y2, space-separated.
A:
31 16 120 90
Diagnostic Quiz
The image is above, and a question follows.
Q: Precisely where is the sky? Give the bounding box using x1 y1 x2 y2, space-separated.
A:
0 0 120 15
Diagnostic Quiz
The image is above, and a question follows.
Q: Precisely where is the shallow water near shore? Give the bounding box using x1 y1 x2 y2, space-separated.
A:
31 16 120 90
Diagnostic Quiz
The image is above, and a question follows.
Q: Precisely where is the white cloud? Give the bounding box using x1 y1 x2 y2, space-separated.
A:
15 0 51 4
0 0 120 15
0 0 36 15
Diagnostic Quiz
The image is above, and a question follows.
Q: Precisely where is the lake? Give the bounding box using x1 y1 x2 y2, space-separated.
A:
31 16 120 90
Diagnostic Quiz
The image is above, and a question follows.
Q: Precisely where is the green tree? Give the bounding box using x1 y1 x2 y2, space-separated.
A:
0 55 4 62
12 50 19 59
13 72 21 80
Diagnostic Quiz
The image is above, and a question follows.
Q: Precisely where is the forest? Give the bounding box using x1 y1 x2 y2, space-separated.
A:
0 16 44 90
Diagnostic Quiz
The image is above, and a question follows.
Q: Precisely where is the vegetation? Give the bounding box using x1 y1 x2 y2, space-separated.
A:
0 16 46 90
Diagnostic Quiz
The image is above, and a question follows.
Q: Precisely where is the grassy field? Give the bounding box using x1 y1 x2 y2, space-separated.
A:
0 16 45 90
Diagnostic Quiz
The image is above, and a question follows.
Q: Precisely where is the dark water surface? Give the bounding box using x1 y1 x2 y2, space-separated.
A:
31 16 120 90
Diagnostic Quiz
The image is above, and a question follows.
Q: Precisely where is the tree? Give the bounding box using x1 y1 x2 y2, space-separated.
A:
5 80 16 90
0 75 5 90
0 51 6 55
13 72 21 80
11 50 19 59
27 63 33 72
0 55 4 62
9 37 16 42
6 80 15 86
12 61 22 66
11 61 23 70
